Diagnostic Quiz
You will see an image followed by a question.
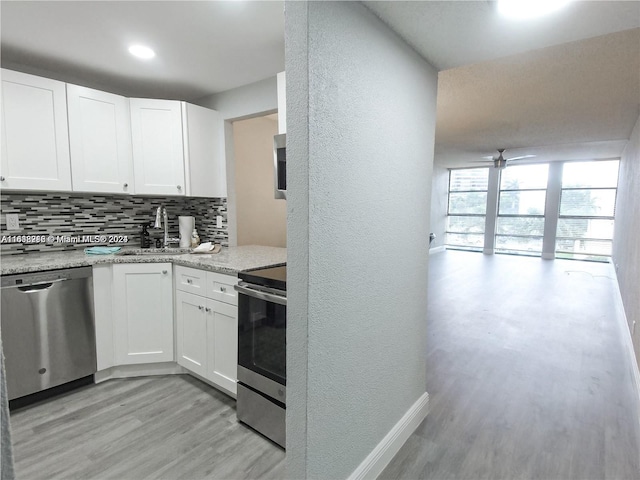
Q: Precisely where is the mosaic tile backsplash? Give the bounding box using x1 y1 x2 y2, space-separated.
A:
1 192 228 255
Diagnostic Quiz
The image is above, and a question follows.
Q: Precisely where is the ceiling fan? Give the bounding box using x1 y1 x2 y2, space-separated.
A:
478 149 536 169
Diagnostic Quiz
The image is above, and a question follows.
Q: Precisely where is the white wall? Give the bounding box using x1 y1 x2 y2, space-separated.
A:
612 113 640 370
233 115 286 247
286 2 438 478
195 75 277 121
195 76 279 246
430 165 448 250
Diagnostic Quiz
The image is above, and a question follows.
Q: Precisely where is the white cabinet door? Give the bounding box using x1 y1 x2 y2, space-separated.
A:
67 84 134 194
0 69 71 191
175 290 208 377
206 299 238 395
113 263 174 365
182 102 226 198
130 98 185 196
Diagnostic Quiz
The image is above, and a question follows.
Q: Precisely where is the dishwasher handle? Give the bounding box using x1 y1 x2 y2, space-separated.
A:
16 278 67 293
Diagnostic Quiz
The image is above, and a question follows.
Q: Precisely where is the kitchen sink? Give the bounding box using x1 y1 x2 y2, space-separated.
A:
116 248 191 256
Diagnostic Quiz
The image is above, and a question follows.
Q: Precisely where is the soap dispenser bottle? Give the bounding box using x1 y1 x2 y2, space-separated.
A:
140 223 151 248
191 228 200 248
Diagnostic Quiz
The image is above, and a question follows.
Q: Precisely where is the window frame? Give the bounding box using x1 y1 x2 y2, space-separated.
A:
445 167 489 251
495 164 549 256
555 160 619 260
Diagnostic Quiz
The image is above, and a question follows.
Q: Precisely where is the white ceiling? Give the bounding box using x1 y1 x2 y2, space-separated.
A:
0 1 285 101
435 28 640 166
365 1 640 167
364 1 640 70
1 1 639 167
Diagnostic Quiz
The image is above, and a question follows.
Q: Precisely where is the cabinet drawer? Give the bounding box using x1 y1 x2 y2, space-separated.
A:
175 265 206 295
206 271 238 305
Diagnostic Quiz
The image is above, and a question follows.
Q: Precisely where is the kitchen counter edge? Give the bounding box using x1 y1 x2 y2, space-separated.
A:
0 246 287 276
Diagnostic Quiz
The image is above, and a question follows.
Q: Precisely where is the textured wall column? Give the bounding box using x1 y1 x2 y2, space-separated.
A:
286 1 437 478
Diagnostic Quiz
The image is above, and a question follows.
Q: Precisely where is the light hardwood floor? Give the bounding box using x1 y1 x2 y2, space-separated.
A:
382 251 640 480
10 375 284 480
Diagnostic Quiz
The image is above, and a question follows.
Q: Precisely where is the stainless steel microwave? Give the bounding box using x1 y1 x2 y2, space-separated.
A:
273 133 286 199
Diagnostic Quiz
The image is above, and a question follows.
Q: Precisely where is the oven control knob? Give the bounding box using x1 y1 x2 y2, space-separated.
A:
187 279 192 284
220 286 226 292
198 305 204 310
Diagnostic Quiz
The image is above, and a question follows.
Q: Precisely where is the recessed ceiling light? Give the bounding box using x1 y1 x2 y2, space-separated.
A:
497 0 572 19
128 44 156 60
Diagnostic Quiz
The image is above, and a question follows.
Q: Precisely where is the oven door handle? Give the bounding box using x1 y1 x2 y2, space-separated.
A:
234 283 287 306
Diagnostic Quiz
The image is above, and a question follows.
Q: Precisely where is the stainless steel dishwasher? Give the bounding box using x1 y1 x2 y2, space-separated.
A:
1 266 96 401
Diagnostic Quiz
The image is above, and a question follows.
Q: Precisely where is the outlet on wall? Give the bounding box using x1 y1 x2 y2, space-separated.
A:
6 214 19 231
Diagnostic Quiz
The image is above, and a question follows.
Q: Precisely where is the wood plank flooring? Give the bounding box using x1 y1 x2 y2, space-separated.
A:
382 251 640 480
10 375 284 480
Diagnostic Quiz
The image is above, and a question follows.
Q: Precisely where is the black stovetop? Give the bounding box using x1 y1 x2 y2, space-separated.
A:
239 265 286 291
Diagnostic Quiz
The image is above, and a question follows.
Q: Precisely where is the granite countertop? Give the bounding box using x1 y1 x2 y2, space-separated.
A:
0 245 287 276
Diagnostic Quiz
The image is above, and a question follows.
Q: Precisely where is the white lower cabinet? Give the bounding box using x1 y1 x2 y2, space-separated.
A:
175 265 238 395
175 290 208 378
112 263 174 365
206 299 238 394
93 262 237 396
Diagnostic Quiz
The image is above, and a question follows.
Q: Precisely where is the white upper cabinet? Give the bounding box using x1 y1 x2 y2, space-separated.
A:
1 69 226 198
0 69 72 191
130 98 186 196
277 71 286 134
67 84 134 194
182 103 227 198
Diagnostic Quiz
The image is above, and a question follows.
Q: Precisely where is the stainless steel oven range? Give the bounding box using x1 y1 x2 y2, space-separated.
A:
235 265 286 448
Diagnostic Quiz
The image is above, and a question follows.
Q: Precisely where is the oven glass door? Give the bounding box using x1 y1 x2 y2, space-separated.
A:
238 292 286 386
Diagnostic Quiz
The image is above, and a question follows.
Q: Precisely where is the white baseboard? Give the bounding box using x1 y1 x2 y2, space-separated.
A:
611 266 640 421
95 362 187 383
347 392 429 480
429 246 445 255
187 370 237 400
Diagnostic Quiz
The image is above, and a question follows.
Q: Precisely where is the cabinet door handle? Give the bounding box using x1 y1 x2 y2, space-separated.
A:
205 307 211 313
0 176 5 181
123 183 128 188
162 270 168 274
177 185 182 190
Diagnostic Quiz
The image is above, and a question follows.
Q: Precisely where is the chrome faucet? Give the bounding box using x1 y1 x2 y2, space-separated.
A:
153 206 180 248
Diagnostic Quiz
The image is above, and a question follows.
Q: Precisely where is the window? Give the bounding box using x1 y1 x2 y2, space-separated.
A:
446 168 488 251
496 164 549 256
556 160 619 261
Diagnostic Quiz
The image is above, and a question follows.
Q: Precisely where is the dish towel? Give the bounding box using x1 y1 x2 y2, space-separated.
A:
84 246 122 255
1 336 15 480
